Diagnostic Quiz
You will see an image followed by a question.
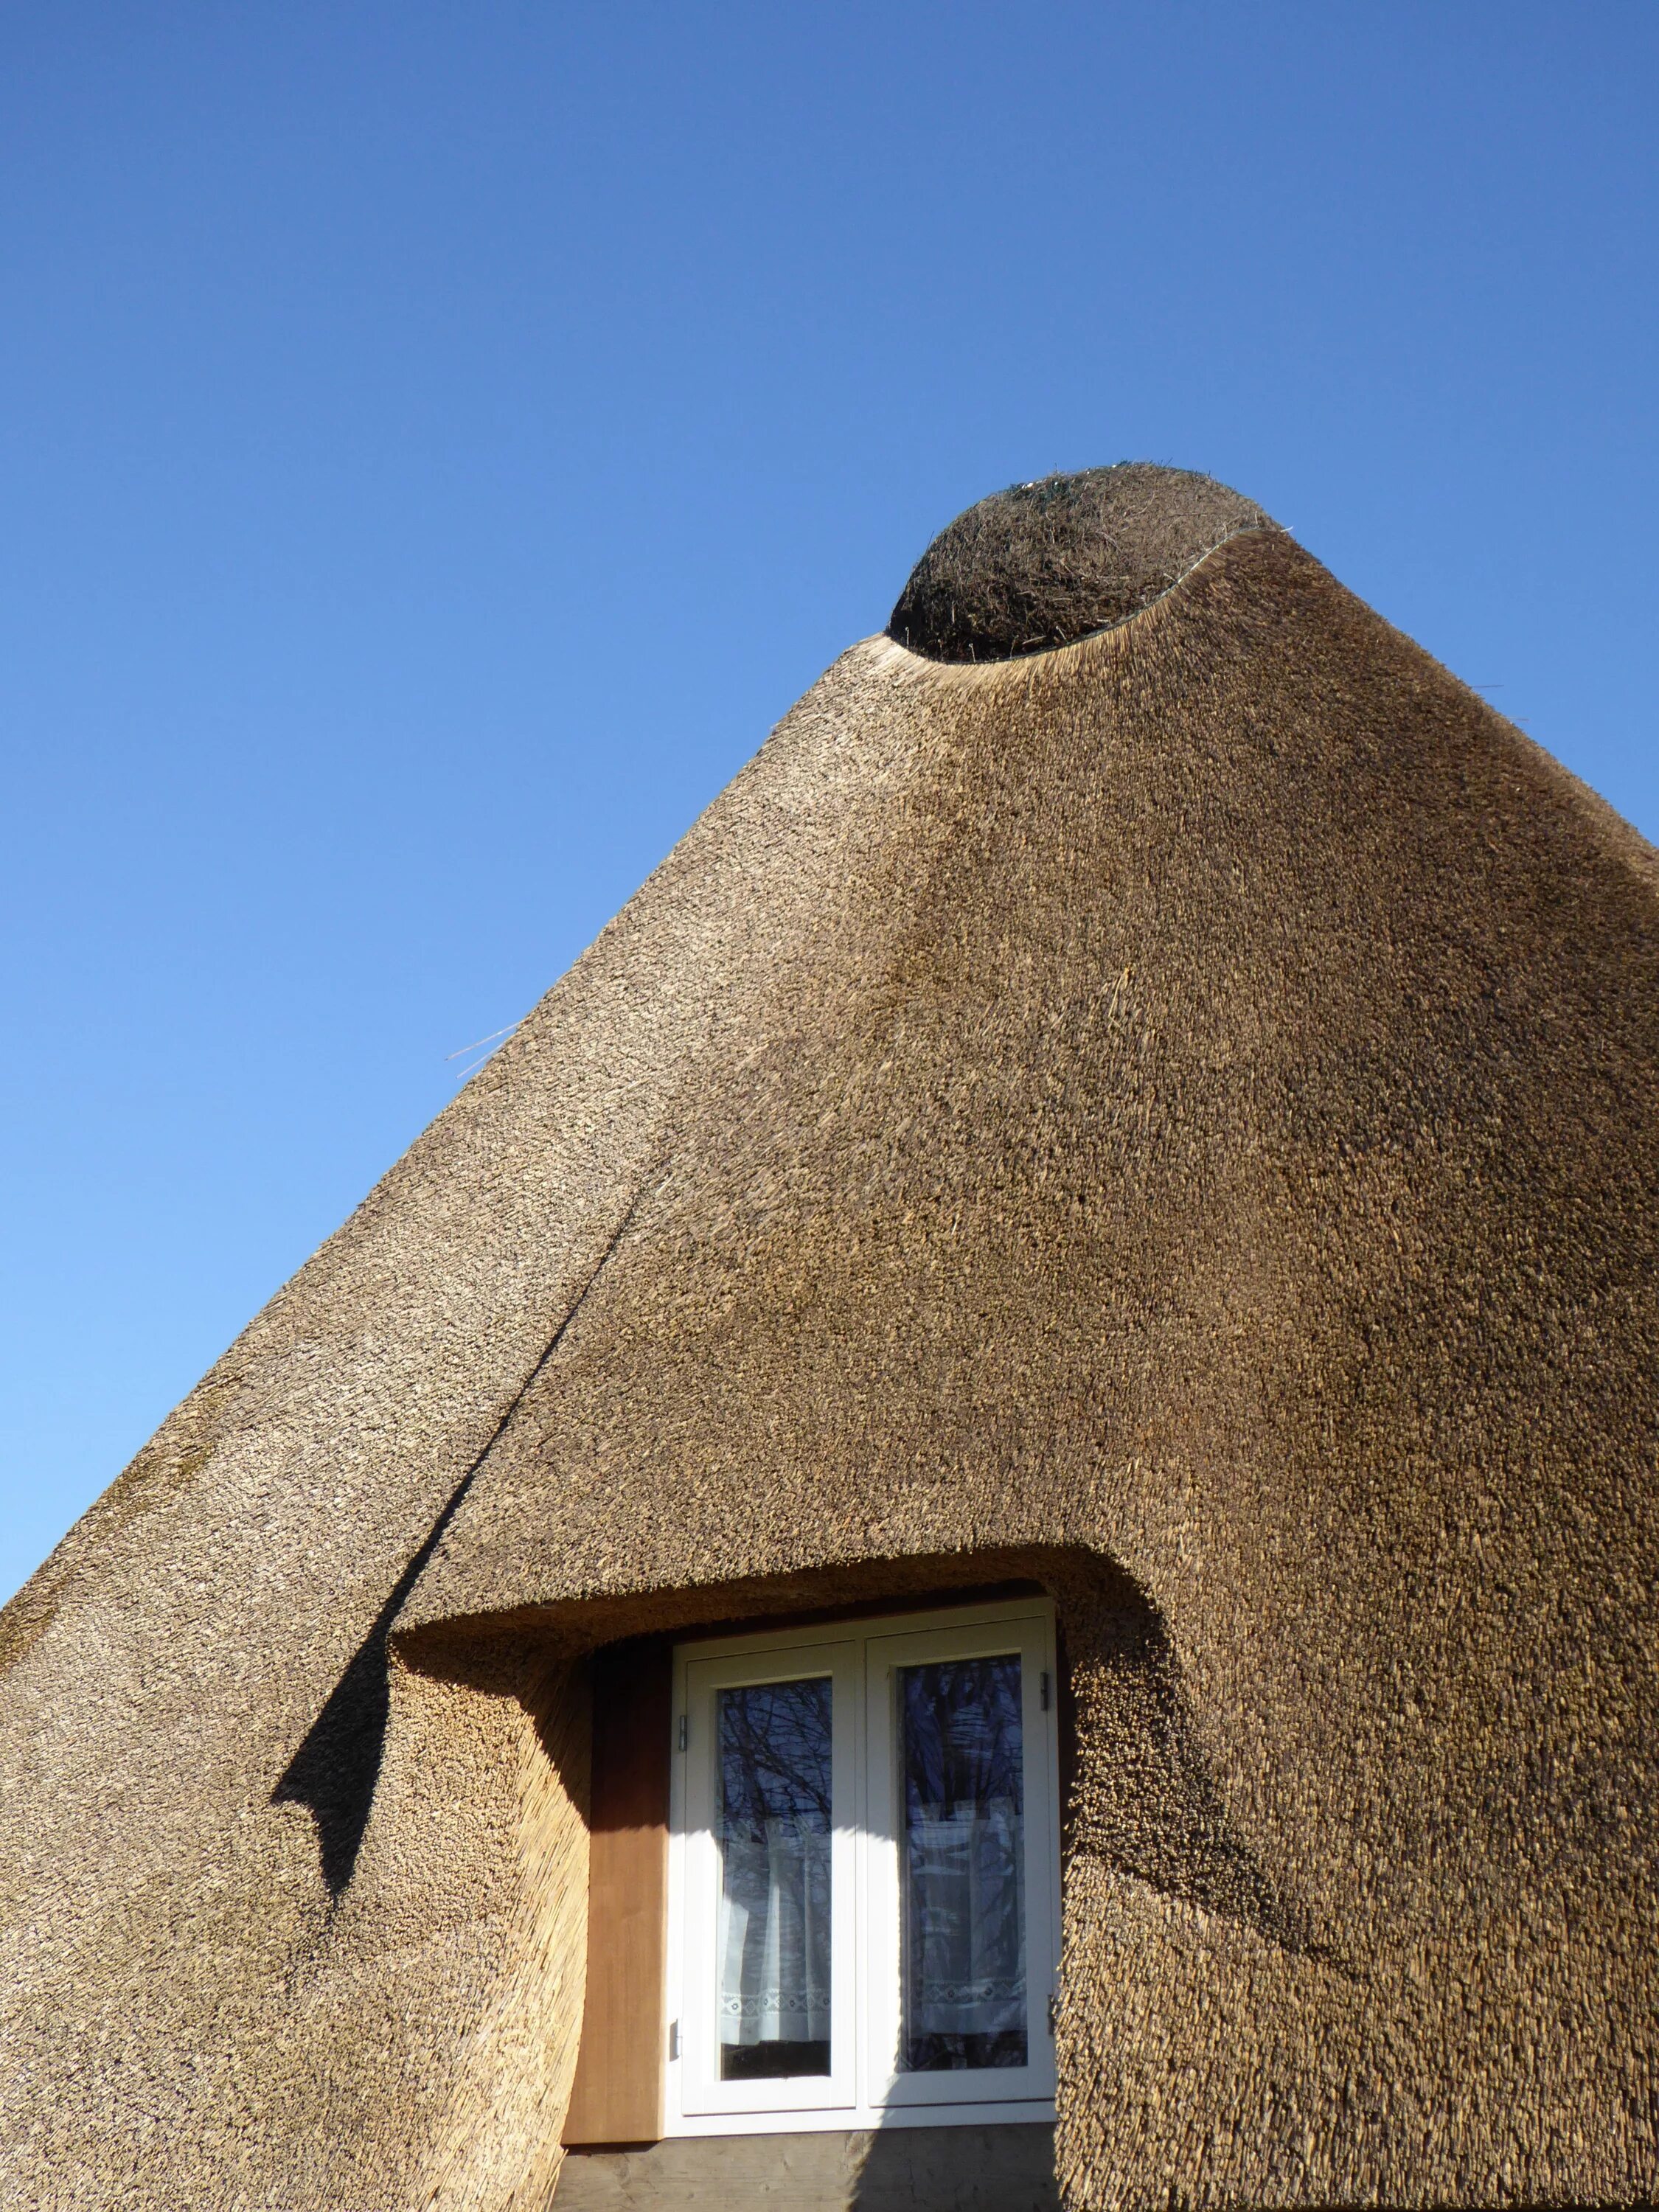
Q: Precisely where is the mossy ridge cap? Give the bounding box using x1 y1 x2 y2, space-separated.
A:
888 461 1276 663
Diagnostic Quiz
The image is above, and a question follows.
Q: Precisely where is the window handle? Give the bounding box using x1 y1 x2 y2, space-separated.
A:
1040 1670 1051 1711
677 1714 688 1752
669 2020 681 2060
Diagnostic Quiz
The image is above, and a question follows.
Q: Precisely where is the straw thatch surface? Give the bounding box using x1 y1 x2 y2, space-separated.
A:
1 468 1655 2211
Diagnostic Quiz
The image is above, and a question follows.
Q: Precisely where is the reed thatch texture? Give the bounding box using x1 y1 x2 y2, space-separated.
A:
1 468 1655 2210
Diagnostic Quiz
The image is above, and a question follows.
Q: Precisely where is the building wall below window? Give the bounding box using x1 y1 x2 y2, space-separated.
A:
553 2123 1058 2211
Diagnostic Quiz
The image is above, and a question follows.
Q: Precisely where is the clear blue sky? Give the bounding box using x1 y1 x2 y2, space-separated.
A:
3 4 1656 1604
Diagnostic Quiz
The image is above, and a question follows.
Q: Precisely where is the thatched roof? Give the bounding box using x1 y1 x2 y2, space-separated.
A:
2 466 1655 2210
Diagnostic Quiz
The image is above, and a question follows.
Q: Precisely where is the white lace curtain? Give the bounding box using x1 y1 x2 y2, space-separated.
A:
717 1678 834 2053
903 1797 1025 2036
718 1812 832 2048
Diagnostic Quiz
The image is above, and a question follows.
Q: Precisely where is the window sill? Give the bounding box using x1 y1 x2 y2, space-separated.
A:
663 2096 1057 2138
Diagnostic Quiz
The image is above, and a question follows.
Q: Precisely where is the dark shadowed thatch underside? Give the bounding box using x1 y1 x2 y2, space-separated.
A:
887 462 1271 661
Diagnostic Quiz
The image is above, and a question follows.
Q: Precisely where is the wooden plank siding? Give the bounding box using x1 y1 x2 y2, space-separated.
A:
563 1639 673 2146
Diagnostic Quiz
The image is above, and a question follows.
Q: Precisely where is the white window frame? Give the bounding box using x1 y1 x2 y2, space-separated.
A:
678 1638 860 2118
664 1597 1060 2138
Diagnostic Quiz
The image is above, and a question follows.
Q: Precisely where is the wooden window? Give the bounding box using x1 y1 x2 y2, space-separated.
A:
666 1599 1060 2137
563 1599 1062 2147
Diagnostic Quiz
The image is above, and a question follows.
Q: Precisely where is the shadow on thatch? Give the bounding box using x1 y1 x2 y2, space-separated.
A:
273 1459 481 1894
273 1174 660 1894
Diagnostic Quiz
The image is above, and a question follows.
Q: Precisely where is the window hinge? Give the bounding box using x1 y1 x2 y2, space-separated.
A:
1040 1670 1051 1711
1048 1992 1059 2037
677 1714 688 1752
668 2019 681 2059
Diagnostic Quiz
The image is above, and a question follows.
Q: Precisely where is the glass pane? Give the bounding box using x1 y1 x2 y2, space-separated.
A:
898 1655 1027 2072
717 1677 833 2079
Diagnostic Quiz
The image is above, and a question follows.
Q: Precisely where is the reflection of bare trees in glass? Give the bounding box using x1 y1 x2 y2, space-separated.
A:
719 1680 832 1834
717 1679 833 2080
900 1657 1027 2072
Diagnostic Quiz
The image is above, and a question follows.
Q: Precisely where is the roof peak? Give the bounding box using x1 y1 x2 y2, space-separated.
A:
888 462 1274 662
